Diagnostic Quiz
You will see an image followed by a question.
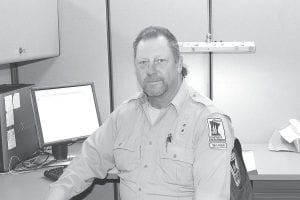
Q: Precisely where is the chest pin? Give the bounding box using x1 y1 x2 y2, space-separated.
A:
180 123 186 134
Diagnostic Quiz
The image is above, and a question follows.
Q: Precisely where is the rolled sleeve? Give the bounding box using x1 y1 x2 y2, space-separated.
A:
193 112 234 200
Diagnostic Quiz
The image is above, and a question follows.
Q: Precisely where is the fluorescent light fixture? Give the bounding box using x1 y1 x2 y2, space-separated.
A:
178 41 256 53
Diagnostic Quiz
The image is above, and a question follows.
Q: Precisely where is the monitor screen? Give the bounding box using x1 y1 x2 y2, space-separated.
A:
31 83 101 150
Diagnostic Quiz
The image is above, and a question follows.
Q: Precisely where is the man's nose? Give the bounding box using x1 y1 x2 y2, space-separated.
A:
146 61 156 75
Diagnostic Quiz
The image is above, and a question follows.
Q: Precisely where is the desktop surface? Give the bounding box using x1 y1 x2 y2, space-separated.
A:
1 143 300 200
0 168 118 200
0 142 119 200
243 143 300 180
0 168 50 199
243 143 300 200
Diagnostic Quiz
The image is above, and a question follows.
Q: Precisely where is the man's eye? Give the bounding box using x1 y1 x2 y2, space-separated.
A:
155 59 168 65
139 60 148 64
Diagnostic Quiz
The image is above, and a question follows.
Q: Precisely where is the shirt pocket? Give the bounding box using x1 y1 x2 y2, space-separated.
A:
113 140 140 172
159 143 194 187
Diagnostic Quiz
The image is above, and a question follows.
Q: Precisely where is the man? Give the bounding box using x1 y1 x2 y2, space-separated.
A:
45 26 234 200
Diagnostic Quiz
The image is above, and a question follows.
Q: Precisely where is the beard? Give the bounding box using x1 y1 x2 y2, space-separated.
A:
142 79 168 97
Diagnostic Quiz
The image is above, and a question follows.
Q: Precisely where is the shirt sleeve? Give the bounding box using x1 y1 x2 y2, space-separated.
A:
193 111 235 200
44 112 117 200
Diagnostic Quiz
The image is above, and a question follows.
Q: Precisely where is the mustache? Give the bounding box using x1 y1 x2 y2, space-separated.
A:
144 75 162 82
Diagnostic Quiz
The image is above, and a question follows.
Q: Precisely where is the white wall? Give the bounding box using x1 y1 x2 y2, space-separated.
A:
18 0 111 121
213 0 300 143
0 65 11 84
110 0 210 107
110 0 300 144
4 0 300 145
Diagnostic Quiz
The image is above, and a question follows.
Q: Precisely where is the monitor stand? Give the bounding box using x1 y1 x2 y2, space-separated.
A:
52 144 68 160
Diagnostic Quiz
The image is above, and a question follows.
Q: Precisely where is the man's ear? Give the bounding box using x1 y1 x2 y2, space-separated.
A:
177 56 183 74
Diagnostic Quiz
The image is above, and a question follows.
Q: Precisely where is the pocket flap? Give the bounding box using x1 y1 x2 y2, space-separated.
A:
114 139 137 151
160 144 194 164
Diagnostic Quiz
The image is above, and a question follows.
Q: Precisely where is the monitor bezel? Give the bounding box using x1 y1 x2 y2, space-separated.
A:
30 82 102 148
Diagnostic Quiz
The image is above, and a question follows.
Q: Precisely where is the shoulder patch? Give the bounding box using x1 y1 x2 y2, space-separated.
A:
207 118 227 149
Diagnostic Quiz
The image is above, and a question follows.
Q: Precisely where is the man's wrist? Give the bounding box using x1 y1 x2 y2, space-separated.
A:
44 186 67 200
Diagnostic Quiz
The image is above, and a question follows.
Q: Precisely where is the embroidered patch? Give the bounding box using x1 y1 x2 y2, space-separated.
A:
230 151 241 187
207 118 227 149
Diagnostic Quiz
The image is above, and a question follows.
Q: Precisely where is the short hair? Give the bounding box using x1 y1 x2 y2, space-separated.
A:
133 26 187 78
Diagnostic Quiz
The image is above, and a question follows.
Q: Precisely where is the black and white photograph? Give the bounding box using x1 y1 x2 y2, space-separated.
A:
0 0 300 200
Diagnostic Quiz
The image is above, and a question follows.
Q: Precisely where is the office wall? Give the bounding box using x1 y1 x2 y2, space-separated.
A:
0 65 11 84
213 0 300 143
110 0 210 107
15 0 300 145
110 0 300 144
18 0 111 120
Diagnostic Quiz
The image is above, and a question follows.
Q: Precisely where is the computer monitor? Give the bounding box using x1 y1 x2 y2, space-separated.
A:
31 83 101 160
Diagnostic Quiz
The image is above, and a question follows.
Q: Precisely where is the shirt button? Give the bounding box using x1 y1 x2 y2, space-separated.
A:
173 154 177 158
144 164 148 168
138 188 142 191
149 141 152 145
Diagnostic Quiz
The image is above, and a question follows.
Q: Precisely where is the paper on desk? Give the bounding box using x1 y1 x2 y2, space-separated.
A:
242 151 257 172
290 118 300 133
277 119 300 152
279 124 300 143
269 129 297 152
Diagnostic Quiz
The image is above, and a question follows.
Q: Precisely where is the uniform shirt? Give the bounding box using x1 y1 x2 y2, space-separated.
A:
45 81 234 200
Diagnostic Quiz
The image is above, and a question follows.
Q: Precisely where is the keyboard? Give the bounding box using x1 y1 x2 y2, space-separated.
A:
44 166 65 181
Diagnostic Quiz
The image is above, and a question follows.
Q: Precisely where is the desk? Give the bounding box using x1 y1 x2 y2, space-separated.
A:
2 143 300 200
243 144 300 200
0 169 118 200
0 169 50 199
0 142 119 200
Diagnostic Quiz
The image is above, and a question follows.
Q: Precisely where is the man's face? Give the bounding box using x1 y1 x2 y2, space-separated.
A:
134 36 182 98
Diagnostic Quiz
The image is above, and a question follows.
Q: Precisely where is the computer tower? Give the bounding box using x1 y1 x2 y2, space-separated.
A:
0 84 39 172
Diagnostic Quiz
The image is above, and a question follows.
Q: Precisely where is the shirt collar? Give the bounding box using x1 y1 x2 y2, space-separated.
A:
170 80 189 113
127 91 147 110
129 80 189 112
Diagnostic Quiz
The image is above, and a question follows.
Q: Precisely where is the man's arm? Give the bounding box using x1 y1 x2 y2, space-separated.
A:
44 113 117 200
193 112 234 200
